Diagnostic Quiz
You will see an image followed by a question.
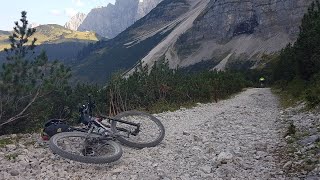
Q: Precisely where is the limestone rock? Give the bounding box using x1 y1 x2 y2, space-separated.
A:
64 13 86 31
78 0 163 38
217 152 234 164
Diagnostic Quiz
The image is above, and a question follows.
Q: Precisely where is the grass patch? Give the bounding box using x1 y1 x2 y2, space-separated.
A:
23 140 36 147
0 138 14 148
271 88 303 108
5 153 19 160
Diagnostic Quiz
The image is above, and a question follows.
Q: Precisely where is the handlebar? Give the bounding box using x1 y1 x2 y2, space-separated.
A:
78 94 96 124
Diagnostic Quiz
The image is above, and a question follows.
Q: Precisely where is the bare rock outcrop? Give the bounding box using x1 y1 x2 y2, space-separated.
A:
64 13 86 31
78 0 162 38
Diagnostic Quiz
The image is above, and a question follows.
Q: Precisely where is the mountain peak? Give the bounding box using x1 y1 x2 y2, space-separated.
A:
64 12 86 31
78 0 163 38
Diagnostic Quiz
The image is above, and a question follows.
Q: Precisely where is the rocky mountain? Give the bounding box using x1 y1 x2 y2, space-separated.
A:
64 13 86 31
136 0 314 72
73 0 313 84
78 0 163 38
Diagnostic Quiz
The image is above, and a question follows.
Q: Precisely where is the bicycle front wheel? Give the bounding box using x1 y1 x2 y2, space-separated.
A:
49 132 122 164
111 110 165 148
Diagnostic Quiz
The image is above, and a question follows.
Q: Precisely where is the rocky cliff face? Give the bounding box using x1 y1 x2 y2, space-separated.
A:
137 0 314 71
64 13 86 31
168 0 314 70
78 0 162 38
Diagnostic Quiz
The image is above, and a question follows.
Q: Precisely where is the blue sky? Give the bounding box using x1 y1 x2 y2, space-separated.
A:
0 0 116 30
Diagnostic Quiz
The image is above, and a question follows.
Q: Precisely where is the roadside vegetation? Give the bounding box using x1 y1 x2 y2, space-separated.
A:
266 1 320 177
270 0 320 108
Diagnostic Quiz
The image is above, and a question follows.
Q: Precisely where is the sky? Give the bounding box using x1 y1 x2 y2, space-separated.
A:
0 0 116 31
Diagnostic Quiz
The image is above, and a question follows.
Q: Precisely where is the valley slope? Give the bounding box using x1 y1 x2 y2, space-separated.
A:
74 0 313 84
0 24 101 64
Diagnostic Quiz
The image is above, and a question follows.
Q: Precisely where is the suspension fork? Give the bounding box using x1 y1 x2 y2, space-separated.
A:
108 117 141 136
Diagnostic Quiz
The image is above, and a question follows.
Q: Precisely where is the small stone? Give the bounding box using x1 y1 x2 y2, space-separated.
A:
193 135 202 142
10 169 19 176
200 165 212 174
5 144 16 150
283 161 292 170
183 131 190 136
285 135 291 139
130 175 138 180
18 143 26 148
217 151 233 164
161 177 170 180
10 134 17 139
190 146 202 154
111 166 125 175
305 176 320 180
94 166 102 170
298 134 320 146
206 147 215 154
17 155 28 162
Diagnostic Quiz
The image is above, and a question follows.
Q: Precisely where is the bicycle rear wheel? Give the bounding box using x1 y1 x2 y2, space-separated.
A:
49 132 122 164
111 110 165 148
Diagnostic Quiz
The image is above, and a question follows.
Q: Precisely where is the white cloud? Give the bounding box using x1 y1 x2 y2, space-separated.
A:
65 8 78 17
72 0 85 7
50 9 62 16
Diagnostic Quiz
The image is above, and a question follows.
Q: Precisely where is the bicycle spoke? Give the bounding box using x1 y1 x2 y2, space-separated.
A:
55 135 116 157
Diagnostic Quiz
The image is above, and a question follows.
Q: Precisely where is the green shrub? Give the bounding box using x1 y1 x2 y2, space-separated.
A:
270 1 320 107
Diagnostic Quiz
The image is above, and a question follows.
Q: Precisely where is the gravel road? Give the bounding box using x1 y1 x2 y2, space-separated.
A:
0 88 288 180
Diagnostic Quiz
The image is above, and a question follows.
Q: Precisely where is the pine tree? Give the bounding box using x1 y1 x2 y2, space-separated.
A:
0 11 71 128
295 0 320 80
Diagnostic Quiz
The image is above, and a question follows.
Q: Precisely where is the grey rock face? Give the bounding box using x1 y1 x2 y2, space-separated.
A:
78 0 162 38
189 0 312 41
131 0 313 72
173 0 314 68
136 0 162 19
64 13 86 31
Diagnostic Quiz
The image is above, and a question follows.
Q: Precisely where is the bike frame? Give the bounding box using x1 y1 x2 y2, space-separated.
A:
77 95 141 137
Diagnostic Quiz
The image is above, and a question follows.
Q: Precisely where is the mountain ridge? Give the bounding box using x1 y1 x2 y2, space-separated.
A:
78 0 163 38
72 0 188 84
73 0 314 84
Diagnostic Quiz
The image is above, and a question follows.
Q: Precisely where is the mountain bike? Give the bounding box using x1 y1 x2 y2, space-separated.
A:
49 95 165 164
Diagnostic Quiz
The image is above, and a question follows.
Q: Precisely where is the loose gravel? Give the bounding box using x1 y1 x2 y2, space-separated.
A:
0 88 288 180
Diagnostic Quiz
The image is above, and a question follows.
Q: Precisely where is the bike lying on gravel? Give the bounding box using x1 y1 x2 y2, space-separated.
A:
49 95 165 164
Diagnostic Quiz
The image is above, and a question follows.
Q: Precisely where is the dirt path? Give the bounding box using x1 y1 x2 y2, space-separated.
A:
0 88 287 180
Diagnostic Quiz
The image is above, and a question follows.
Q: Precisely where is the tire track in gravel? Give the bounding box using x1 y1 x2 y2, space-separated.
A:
0 88 287 180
